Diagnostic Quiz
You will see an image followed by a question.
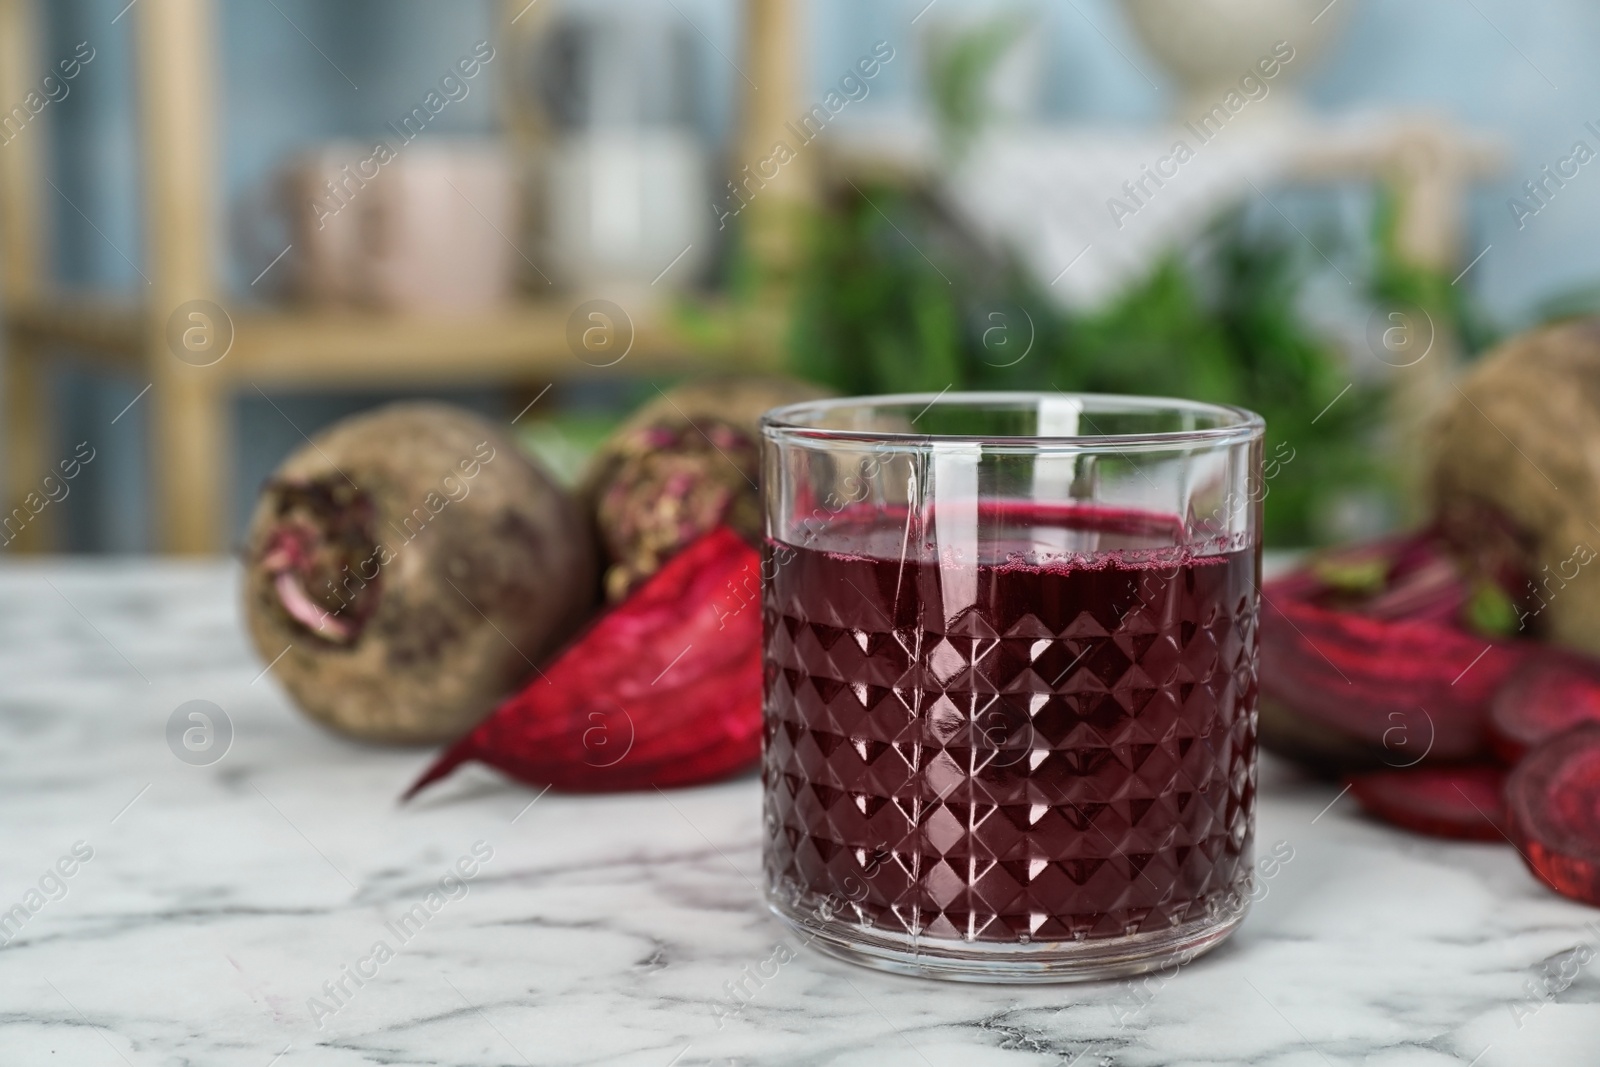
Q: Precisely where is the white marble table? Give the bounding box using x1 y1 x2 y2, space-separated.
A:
2 561 1598 1066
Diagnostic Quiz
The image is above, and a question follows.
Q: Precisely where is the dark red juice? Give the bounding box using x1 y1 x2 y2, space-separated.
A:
761 503 1258 944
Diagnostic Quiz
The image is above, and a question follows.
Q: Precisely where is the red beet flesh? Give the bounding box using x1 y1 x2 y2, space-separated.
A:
1507 724 1600 906
1347 765 1509 841
1489 652 1600 763
1261 593 1525 761
1260 531 1533 763
404 527 763 796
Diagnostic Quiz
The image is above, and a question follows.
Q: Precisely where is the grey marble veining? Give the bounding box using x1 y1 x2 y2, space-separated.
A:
1 560 1598 1066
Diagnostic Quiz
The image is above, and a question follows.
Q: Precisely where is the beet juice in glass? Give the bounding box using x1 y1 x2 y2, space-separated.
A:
758 394 1263 982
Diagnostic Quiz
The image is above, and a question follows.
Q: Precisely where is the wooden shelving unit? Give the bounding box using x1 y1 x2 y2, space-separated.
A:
2 0 1507 554
5 294 749 384
0 0 807 554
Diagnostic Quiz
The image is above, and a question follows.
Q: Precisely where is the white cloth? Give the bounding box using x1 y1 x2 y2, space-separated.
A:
941 124 1300 310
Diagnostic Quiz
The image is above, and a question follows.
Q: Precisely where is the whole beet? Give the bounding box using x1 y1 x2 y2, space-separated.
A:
243 403 595 743
582 377 831 601
1430 319 1600 656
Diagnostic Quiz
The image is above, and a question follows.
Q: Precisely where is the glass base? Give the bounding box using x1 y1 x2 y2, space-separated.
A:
769 899 1249 984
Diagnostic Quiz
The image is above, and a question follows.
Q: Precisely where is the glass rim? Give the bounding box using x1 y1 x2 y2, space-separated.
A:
760 391 1265 451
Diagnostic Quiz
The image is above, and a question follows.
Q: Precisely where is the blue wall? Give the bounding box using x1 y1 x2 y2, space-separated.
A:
23 0 1600 549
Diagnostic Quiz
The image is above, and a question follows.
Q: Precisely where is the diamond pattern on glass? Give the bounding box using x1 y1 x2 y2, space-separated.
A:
763 541 1257 945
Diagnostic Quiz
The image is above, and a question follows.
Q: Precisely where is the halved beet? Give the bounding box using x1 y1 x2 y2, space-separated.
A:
1506 724 1600 906
1346 765 1508 840
1261 592 1527 761
1489 651 1600 763
1260 530 1541 767
404 527 763 797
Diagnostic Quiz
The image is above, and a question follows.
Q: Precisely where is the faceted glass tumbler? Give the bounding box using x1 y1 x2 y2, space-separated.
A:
758 393 1264 983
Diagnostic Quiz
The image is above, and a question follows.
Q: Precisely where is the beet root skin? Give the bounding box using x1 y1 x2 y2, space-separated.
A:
580 377 831 601
1430 318 1600 658
1347 764 1509 841
591 417 760 601
1507 723 1600 907
244 403 595 744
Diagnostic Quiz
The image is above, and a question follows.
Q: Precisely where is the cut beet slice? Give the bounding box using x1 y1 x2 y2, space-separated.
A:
1507 724 1600 907
404 527 764 798
1489 651 1600 763
1346 764 1509 841
1259 529 1544 770
1260 590 1528 761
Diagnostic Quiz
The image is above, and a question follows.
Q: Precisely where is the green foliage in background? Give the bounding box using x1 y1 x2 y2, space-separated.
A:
1367 191 1499 357
1368 187 1596 347
925 15 1029 159
786 183 1384 546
